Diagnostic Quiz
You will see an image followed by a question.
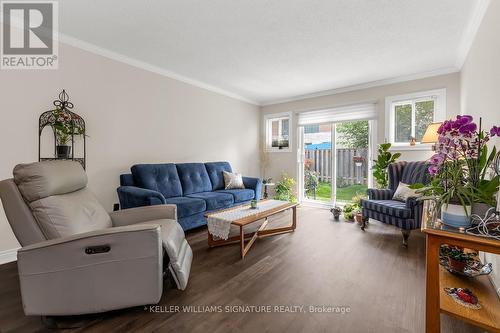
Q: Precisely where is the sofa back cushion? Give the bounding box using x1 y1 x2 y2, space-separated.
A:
388 161 407 192
176 163 212 195
401 161 430 186
205 162 232 190
30 188 112 239
13 161 111 240
131 164 183 199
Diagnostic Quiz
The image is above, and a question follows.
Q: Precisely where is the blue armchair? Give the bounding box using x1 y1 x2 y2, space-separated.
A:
361 161 430 247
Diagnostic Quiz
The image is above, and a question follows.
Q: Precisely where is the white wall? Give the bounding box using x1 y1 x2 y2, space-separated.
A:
260 73 461 189
460 0 500 296
0 42 260 256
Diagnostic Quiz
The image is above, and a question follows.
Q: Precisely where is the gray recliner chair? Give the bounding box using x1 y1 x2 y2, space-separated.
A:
0 161 193 316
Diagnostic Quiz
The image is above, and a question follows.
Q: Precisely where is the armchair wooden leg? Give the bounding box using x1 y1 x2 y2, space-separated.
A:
401 229 410 248
360 216 369 231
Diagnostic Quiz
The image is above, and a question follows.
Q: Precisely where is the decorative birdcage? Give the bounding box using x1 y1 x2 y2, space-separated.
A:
38 90 86 169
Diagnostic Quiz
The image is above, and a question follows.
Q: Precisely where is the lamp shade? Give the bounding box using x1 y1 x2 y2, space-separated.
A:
421 122 442 143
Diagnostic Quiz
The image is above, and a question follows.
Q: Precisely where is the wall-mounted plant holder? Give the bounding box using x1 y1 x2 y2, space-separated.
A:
38 90 86 169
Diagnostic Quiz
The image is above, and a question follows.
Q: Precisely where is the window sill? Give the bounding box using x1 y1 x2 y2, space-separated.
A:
389 144 433 152
265 148 292 153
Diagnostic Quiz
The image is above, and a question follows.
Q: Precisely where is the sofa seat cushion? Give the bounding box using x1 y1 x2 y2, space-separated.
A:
216 189 255 203
165 197 206 218
186 192 234 210
361 199 412 219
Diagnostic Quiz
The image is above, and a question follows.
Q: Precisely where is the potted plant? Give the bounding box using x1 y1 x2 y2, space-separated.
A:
342 194 366 222
422 116 500 227
330 206 342 221
52 107 85 159
352 193 366 224
274 173 297 202
446 246 474 273
343 204 355 222
372 143 401 188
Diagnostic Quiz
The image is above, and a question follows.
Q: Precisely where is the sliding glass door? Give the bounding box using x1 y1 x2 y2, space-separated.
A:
333 120 369 204
299 120 373 206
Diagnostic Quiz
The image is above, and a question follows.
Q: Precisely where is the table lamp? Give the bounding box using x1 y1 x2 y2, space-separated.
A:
421 122 442 150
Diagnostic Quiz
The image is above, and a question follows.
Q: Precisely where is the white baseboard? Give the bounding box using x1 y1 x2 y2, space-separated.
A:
0 248 18 264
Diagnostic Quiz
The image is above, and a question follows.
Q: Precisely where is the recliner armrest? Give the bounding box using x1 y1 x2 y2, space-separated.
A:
367 188 394 200
242 176 263 200
117 186 166 209
109 204 177 227
17 225 163 316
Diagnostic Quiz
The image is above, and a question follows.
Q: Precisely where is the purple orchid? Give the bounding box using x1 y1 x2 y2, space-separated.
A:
428 165 439 176
429 115 499 177
490 126 500 137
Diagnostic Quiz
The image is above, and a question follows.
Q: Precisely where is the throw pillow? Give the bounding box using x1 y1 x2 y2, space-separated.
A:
223 171 245 189
392 182 421 202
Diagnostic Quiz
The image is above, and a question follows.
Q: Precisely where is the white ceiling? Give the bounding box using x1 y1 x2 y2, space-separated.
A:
59 0 485 105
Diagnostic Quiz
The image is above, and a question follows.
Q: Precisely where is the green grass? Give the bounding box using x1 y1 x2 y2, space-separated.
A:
307 182 367 202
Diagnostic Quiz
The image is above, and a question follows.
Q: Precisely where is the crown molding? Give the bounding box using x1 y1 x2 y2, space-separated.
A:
57 33 260 106
261 67 459 106
456 0 491 69
0 248 18 264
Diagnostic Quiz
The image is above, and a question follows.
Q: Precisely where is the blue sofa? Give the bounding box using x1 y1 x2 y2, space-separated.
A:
117 162 262 231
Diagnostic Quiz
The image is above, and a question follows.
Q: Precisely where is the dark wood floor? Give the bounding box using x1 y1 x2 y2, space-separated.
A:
0 206 482 333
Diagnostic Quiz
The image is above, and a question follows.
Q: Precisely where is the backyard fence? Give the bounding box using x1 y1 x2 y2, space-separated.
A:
305 148 368 186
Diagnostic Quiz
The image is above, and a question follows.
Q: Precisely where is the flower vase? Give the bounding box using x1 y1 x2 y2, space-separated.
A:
441 204 471 228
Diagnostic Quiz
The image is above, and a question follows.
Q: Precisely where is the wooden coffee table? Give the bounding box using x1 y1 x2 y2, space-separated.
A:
206 200 298 258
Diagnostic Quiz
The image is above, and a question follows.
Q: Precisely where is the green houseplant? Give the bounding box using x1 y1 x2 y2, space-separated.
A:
274 173 297 202
343 193 366 222
372 143 401 188
52 107 86 158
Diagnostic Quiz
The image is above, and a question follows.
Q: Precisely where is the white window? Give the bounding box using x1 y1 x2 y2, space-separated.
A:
385 89 446 147
264 112 291 152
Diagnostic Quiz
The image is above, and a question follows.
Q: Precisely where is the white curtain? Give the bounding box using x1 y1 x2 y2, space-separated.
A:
297 103 377 125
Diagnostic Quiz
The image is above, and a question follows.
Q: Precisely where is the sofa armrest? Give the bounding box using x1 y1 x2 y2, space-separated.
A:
405 197 421 210
243 176 263 200
117 186 166 209
109 204 177 227
367 188 394 200
17 225 163 315
406 197 425 228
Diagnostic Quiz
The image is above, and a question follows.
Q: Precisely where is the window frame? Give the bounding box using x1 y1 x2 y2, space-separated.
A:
385 88 446 150
264 112 292 153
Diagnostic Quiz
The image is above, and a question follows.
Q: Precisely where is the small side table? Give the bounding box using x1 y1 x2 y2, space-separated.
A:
263 183 275 199
421 201 500 333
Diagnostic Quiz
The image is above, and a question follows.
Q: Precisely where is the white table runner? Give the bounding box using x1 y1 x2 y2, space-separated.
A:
207 200 289 240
